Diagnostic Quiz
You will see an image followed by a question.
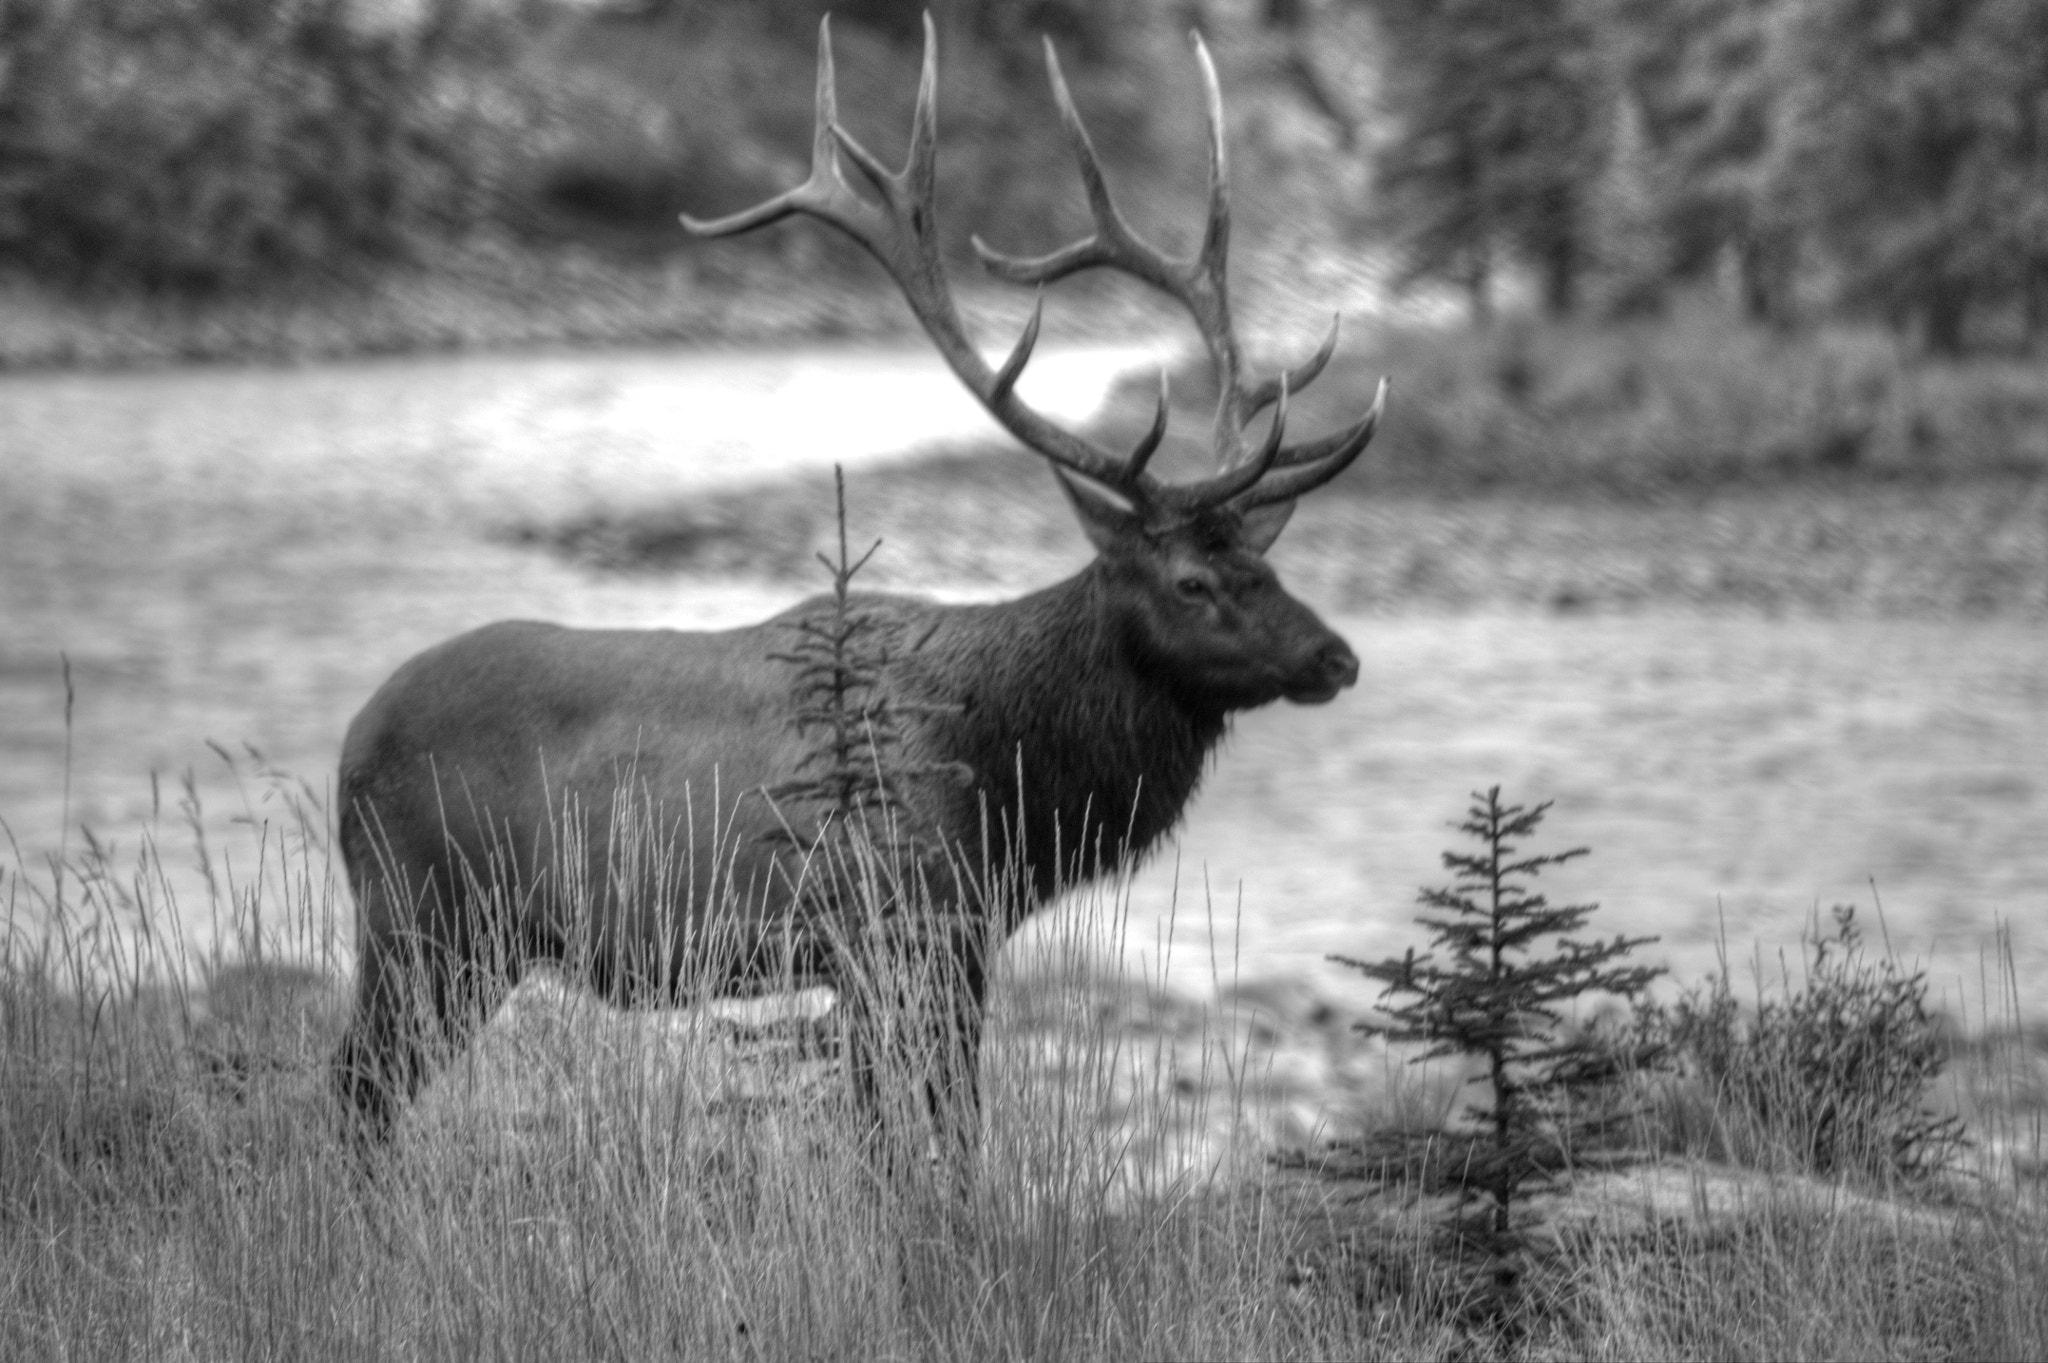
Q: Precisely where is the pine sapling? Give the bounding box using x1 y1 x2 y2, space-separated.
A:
1331 787 1663 1286
763 467 973 1138
763 464 967 921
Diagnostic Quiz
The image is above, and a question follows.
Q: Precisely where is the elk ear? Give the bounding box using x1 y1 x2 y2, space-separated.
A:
1238 498 1296 555
1055 469 1142 554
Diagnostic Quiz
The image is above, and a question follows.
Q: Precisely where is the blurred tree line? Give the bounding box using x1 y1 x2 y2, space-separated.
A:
3 0 2042 361
1361 0 2048 355
0 0 1372 303
0 0 530 294
0 0 1210 298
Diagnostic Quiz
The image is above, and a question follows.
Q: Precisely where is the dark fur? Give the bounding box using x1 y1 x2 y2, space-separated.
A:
332 498 1358 1140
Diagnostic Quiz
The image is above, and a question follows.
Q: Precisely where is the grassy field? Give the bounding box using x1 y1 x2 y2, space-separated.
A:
4 744 2045 1361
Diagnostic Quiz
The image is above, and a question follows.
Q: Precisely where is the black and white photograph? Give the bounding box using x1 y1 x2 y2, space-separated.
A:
3 1 2044 1355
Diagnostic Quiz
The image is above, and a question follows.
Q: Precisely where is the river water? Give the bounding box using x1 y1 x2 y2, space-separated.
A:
1 342 2042 1028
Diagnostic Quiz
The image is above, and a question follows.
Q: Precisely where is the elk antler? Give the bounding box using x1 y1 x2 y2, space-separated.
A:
682 14 1387 518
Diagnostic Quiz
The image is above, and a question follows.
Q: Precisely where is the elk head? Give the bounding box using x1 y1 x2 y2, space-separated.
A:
683 16 1387 715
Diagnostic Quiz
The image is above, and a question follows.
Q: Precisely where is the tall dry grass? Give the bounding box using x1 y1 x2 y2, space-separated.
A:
0 742 1387 1359
3 735 2046 1359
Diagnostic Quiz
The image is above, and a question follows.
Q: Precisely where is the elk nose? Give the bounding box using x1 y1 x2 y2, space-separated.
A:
1319 638 1360 690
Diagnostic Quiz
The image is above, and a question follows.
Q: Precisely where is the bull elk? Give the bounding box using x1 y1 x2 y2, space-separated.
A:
332 15 1388 1144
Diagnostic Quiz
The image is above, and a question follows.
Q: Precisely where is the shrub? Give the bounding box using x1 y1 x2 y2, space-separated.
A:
1642 903 1966 1180
1227 296 2048 490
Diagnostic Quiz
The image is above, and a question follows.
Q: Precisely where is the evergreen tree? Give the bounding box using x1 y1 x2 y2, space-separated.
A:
763 466 966 927
1608 0 1801 324
763 467 974 1149
1331 789 1663 1295
1585 87 1667 316
1361 0 1608 320
1771 0 2048 353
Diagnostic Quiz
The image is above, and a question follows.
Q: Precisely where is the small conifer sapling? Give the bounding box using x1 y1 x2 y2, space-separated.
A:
763 466 973 1141
764 465 967 920
1332 787 1664 1276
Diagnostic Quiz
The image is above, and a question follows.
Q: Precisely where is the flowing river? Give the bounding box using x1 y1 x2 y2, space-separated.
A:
1 342 2042 1027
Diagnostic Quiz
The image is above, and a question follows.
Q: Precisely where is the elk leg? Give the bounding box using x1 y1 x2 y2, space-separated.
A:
332 905 519 1145
836 947 897 1149
924 920 989 1160
332 934 431 1145
836 917 990 1171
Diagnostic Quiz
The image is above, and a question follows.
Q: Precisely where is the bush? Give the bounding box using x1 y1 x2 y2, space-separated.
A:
1231 297 2048 490
1642 904 1966 1180
0 0 533 294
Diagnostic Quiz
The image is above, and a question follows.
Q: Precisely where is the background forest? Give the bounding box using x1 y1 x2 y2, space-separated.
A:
4 0 2045 358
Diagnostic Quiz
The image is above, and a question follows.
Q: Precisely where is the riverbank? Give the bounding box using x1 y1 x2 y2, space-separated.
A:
0 251 916 373
522 448 2048 619
0 242 1392 373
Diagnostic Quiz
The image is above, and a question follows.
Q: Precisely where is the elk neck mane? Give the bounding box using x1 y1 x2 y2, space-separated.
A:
887 558 1230 901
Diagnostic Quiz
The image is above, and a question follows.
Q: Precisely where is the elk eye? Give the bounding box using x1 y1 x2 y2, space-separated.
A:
1176 576 1213 601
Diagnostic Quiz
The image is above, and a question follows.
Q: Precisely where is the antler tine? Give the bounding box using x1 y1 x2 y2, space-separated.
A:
1233 377 1389 509
1179 29 1259 475
1191 34 1232 298
990 292 1044 402
1125 370 1172 481
1245 315 1340 418
1252 371 1289 467
1156 371 1285 512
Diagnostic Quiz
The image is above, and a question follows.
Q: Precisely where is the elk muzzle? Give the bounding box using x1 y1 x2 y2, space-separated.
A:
1284 632 1360 704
